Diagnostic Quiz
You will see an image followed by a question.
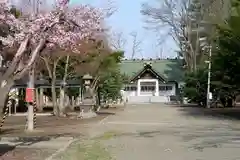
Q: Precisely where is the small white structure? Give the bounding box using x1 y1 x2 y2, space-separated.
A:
120 60 183 103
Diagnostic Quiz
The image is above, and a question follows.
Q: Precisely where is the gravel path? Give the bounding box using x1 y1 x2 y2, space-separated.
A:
92 104 240 160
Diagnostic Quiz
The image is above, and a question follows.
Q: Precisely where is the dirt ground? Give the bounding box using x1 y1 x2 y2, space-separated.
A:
0 107 124 137
0 106 125 160
1 115 102 137
88 104 240 160
0 148 57 160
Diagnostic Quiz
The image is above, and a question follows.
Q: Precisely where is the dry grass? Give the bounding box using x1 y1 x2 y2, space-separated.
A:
53 130 124 160
94 131 122 140
54 140 112 160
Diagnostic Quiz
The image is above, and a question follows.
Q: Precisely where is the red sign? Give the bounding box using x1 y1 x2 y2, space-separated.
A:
25 88 35 103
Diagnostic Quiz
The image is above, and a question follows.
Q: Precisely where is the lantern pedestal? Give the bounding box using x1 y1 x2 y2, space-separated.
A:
78 98 97 119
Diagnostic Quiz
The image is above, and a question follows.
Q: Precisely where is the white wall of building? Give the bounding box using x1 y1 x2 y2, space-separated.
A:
122 79 177 103
124 91 137 97
159 83 176 96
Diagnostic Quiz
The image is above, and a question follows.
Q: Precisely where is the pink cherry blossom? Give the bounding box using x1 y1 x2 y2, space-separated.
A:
57 0 70 7
0 0 105 53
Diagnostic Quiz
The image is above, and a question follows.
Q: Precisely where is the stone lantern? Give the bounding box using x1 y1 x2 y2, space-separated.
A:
83 74 93 89
82 74 94 99
79 74 96 118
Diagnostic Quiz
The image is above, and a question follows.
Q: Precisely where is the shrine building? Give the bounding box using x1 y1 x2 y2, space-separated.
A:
120 59 184 103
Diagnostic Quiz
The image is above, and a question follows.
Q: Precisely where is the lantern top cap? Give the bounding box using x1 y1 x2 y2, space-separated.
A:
83 74 93 80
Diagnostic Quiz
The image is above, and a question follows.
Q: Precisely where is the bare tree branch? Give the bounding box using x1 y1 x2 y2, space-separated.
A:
41 56 52 78
130 31 142 59
142 0 229 71
101 0 118 18
141 0 197 71
110 31 127 50
0 36 30 81
14 38 46 79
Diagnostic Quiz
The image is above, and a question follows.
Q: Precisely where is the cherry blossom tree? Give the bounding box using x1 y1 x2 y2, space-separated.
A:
0 0 104 111
41 40 103 116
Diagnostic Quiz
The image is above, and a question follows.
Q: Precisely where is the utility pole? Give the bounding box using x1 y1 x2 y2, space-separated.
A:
206 45 212 108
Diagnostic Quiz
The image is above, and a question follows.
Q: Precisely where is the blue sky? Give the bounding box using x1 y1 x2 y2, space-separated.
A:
72 0 177 58
12 0 178 58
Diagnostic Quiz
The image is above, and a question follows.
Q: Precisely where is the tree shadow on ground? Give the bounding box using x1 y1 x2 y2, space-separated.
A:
0 132 73 144
96 111 115 116
0 132 74 157
0 128 17 135
134 129 240 151
177 105 240 120
0 125 85 137
0 144 15 156
104 127 240 152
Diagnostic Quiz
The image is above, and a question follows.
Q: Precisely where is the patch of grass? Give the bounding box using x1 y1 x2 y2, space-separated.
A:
55 140 113 160
54 131 122 160
94 131 122 140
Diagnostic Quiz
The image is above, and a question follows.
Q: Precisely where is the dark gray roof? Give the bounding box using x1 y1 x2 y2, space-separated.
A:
120 59 184 82
14 79 82 88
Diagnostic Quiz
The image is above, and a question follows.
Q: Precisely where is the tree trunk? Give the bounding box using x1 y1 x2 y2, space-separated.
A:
51 78 58 115
18 88 26 112
97 88 101 106
39 87 44 112
59 88 66 116
59 55 70 116
227 98 233 108
220 97 227 107
71 96 75 110
0 80 14 114
35 88 40 112
89 87 97 111
0 91 9 115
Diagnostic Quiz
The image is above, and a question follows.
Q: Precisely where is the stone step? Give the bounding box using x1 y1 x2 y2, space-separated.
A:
127 96 169 103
